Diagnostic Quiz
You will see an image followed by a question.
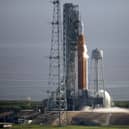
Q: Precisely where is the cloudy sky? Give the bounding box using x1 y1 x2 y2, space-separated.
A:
0 0 129 86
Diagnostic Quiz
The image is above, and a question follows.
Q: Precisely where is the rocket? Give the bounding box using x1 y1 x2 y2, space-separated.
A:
78 20 89 92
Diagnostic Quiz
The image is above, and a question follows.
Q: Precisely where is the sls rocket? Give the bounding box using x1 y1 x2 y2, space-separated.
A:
78 20 89 93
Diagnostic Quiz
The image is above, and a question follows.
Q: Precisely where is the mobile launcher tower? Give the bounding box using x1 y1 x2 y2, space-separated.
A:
63 3 80 110
63 3 90 110
63 3 109 110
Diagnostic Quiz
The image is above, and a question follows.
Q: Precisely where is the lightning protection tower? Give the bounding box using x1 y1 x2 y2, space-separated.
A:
48 0 67 126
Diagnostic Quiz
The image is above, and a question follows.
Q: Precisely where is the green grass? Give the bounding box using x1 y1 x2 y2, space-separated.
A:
0 100 42 111
11 125 129 129
114 101 129 108
0 100 129 110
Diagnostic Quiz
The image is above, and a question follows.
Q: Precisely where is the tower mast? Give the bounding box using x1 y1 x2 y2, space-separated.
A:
48 0 66 125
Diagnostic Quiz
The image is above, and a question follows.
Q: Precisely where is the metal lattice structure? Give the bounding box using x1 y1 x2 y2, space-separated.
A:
63 3 79 110
48 0 67 116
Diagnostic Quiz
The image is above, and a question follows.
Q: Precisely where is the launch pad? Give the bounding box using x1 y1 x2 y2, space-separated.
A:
40 0 129 126
47 1 111 112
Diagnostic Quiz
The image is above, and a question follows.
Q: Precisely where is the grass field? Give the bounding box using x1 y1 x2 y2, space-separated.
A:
11 125 129 129
0 100 128 110
0 100 42 111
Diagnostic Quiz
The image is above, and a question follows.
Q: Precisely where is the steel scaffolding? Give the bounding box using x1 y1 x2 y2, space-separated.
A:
48 0 67 125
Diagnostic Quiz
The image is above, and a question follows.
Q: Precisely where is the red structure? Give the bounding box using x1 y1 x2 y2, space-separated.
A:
78 22 88 91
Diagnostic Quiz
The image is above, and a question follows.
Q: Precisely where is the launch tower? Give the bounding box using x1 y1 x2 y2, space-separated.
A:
63 3 79 110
